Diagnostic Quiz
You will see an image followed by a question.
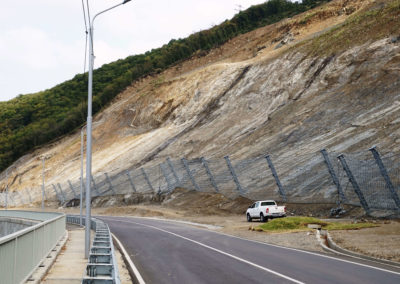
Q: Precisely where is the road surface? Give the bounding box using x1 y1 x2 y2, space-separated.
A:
100 216 400 284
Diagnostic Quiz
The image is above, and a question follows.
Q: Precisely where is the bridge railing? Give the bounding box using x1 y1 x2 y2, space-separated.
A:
0 210 66 284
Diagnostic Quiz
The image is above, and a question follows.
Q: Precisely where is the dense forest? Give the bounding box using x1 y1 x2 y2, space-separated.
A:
0 0 330 172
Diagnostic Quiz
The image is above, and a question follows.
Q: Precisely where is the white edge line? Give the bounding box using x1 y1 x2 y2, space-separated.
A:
111 232 146 284
102 216 400 276
117 219 304 284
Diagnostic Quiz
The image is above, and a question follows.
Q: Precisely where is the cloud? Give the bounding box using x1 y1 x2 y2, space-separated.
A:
0 27 81 70
0 0 268 101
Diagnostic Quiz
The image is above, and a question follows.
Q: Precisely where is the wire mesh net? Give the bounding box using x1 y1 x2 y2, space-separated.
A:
11 147 399 214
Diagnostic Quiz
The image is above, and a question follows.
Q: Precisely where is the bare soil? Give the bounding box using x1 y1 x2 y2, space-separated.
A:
329 221 400 262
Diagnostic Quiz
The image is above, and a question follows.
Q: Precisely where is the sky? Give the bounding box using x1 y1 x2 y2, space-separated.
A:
0 0 268 102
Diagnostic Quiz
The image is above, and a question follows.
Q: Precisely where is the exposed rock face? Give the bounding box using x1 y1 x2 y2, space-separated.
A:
2 0 400 208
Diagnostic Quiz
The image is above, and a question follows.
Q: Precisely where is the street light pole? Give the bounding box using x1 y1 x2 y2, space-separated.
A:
5 169 8 210
42 158 45 210
80 128 84 226
85 0 132 258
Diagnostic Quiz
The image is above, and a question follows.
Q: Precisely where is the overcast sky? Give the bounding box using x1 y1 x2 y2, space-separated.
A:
0 0 268 102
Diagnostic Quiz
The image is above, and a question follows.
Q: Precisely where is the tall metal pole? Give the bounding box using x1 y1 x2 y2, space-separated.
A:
80 129 84 226
84 0 132 259
42 158 45 210
5 169 8 210
85 21 94 258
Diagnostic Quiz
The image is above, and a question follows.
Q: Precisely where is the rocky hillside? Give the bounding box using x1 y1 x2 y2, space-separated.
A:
1 0 400 207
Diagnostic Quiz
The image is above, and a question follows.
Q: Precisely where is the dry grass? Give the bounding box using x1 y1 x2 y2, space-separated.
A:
295 0 400 56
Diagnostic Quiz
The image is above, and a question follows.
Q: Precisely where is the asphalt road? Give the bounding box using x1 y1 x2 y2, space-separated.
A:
100 216 400 284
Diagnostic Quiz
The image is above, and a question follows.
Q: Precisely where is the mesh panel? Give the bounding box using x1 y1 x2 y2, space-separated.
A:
34 148 400 213
343 152 399 210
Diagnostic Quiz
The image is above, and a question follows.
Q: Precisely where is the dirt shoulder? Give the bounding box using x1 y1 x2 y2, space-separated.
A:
329 221 400 262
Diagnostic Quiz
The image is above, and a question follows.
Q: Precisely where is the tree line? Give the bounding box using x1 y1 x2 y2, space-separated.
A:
0 0 330 172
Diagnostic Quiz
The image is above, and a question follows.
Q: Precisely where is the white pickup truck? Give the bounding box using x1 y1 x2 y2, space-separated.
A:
246 200 286 222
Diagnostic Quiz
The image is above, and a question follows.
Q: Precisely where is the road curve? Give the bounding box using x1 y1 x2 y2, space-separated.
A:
99 216 400 284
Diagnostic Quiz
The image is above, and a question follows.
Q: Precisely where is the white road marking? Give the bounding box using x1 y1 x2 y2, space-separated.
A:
211 229 400 275
112 233 146 284
110 218 305 284
102 216 400 277
114 216 400 275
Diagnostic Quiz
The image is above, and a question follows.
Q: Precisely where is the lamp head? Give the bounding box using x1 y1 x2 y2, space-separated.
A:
123 0 131 4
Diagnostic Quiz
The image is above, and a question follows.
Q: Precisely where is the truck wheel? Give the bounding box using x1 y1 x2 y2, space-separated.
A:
247 214 252 222
260 213 266 222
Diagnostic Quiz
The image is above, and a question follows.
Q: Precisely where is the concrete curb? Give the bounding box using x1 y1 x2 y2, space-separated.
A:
326 231 400 268
112 233 146 284
316 230 400 268
25 230 69 284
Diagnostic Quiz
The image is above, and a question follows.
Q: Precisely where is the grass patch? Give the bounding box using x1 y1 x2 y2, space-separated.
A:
257 217 378 232
324 222 379 231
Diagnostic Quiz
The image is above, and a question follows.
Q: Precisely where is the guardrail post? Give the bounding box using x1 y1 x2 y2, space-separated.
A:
68 180 78 199
125 170 136 193
369 146 400 209
320 149 346 202
58 183 67 202
182 158 200 191
91 175 100 196
337 154 370 215
265 155 287 202
161 163 173 192
141 168 154 192
167 157 181 187
224 156 245 195
201 157 219 192
52 184 63 202
104 173 116 195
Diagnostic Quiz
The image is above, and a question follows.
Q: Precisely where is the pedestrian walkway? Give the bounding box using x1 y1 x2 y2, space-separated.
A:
41 224 88 283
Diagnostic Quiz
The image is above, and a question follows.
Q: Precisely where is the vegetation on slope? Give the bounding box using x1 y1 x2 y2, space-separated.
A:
0 0 330 172
297 0 400 55
256 217 378 232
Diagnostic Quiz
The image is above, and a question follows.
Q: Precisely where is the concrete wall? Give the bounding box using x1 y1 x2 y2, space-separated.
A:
0 217 37 238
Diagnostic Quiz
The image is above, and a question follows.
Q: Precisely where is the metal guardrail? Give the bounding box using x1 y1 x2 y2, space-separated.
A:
0 210 66 284
67 215 120 284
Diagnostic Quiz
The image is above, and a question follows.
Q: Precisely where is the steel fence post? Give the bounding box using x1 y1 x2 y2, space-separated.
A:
26 188 32 203
265 155 287 202
58 183 67 202
104 173 116 195
161 163 173 192
68 180 78 199
369 146 400 209
182 158 200 191
125 170 136 193
320 149 347 202
224 156 245 195
43 186 48 200
91 175 100 196
201 157 219 192
141 168 154 192
337 154 370 215
167 157 181 186
52 184 62 202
